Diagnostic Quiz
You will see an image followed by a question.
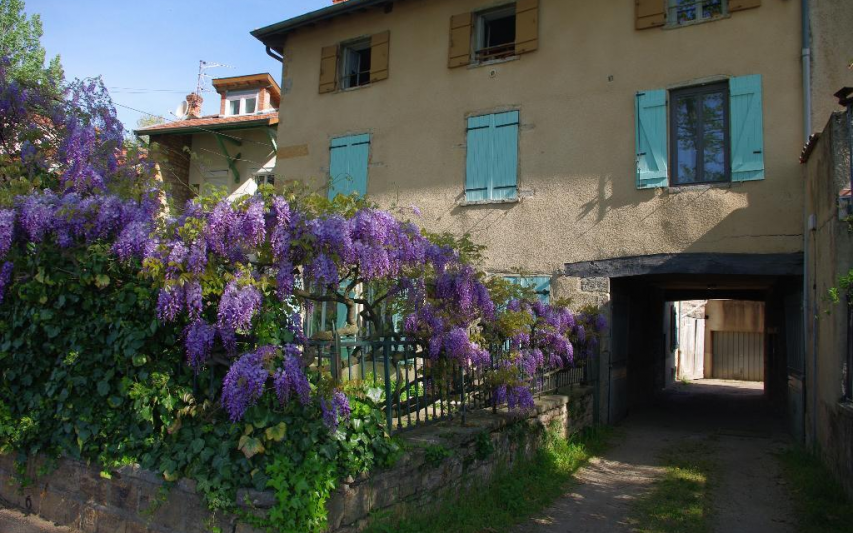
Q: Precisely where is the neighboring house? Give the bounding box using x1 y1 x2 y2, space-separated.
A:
250 0 851 438
135 73 281 208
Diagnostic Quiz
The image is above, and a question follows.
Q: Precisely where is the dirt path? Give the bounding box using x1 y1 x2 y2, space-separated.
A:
512 380 797 533
0 507 72 533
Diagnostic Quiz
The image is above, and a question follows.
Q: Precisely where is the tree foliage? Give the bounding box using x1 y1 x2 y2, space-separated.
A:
0 0 62 89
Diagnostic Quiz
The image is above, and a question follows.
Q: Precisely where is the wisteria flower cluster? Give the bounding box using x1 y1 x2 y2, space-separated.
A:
488 297 608 410
0 59 160 305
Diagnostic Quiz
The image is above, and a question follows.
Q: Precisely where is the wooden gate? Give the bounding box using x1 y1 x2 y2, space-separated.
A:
711 331 764 381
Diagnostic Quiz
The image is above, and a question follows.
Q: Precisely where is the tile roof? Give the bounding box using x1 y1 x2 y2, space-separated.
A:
135 113 279 136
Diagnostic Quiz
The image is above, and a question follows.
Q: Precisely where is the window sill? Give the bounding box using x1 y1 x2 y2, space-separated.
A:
468 56 520 69
459 197 519 207
664 13 731 30
336 83 374 94
665 181 734 193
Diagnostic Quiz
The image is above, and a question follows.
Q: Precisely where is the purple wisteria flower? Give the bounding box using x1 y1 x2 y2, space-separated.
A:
321 389 351 432
184 320 216 370
273 347 311 406
0 262 13 304
217 279 261 332
156 285 184 323
0 209 15 259
221 347 274 422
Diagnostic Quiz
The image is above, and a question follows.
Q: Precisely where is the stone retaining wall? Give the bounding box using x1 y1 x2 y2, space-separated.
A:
0 386 594 533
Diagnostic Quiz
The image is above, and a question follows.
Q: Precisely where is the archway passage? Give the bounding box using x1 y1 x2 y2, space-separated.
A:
606 272 803 433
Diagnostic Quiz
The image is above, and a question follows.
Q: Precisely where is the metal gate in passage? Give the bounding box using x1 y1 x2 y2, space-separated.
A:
711 331 764 381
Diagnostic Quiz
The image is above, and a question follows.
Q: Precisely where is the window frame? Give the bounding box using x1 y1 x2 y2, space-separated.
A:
666 0 728 27
339 37 373 90
473 4 517 63
224 90 259 116
669 82 731 186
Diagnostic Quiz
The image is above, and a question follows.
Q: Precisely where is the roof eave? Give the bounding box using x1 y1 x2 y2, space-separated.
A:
134 118 277 137
252 0 393 44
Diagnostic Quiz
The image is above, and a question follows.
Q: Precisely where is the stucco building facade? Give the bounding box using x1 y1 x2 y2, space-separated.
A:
251 0 851 435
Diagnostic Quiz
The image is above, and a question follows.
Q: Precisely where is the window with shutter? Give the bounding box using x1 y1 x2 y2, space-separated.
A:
449 1 538 67
329 134 371 199
634 77 764 189
466 111 519 202
635 90 669 189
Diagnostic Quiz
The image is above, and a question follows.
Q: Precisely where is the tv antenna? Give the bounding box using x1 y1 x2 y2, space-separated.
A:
195 60 234 96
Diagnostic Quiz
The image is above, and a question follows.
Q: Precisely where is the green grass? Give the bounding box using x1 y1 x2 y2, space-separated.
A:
365 425 610 533
778 447 853 533
630 438 717 533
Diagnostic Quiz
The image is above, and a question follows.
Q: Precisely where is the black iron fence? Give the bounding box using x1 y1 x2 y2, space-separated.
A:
305 336 596 434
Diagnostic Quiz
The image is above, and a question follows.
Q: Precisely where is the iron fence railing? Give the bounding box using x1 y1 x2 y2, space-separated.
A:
305 336 596 434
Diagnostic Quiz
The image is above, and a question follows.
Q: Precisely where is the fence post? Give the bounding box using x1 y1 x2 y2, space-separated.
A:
382 337 394 432
460 364 467 425
332 332 342 384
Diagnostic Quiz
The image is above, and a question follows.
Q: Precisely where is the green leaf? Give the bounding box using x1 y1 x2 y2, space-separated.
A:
264 422 287 443
131 354 148 367
238 435 265 460
95 274 111 289
96 381 110 396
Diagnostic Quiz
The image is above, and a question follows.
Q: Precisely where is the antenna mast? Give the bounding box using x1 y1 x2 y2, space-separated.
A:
195 60 234 96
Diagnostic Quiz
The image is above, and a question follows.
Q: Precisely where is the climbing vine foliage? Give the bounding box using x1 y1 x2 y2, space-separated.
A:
0 58 605 532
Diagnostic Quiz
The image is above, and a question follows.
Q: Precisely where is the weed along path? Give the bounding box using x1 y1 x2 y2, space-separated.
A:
512 380 797 533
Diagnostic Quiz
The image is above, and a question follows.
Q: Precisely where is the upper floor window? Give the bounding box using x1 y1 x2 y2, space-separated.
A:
225 91 258 116
319 32 390 94
341 38 372 89
668 0 726 26
474 6 516 62
635 75 765 189
449 0 539 69
670 83 729 185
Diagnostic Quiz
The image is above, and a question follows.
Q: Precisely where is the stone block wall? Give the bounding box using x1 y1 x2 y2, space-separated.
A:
0 387 594 533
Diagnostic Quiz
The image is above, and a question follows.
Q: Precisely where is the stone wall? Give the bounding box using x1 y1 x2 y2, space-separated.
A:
0 387 594 533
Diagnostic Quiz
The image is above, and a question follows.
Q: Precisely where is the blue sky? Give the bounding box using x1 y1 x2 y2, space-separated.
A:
29 0 330 132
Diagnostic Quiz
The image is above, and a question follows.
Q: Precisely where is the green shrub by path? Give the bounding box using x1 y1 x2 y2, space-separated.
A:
366 424 610 533
0 243 402 532
630 438 716 533
779 447 853 533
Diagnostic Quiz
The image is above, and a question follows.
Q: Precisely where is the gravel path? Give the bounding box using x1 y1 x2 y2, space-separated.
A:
512 379 797 533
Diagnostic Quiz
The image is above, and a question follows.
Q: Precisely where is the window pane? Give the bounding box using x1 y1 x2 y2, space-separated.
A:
673 0 697 24
675 94 699 184
229 100 240 115
703 0 723 19
245 98 256 114
702 91 727 182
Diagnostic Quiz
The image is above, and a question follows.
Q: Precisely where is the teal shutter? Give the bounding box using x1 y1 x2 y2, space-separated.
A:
635 90 669 189
729 75 765 182
329 133 371 199
506 276 551 304
466 116 491 202
492 111 520 200
466 111 519 201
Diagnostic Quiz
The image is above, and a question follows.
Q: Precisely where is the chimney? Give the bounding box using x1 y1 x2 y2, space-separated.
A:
185 93 203 119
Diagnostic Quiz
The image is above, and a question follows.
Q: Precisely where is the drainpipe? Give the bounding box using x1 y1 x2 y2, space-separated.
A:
802 0 812 145
800 0 817 448
265 46 284 63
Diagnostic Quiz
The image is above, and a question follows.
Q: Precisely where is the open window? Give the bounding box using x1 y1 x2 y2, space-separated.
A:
341 38 372 89
449 0 538 68
474 6 517 62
